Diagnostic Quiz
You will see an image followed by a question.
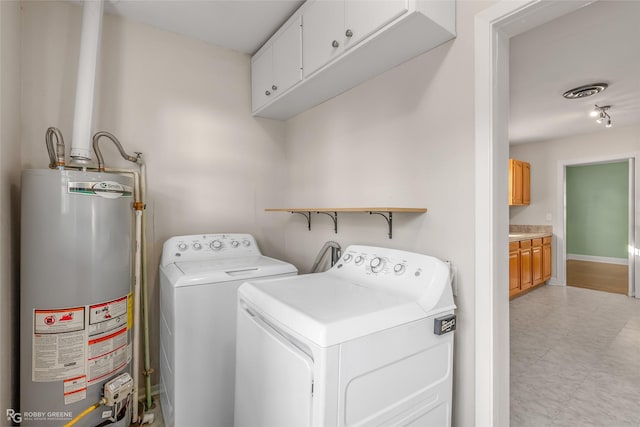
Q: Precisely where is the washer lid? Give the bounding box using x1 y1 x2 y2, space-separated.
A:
172 256 297 287
238 272 430 348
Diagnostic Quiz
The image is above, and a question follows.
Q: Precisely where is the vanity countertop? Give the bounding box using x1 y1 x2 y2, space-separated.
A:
509 225 552 242
509 232 552 242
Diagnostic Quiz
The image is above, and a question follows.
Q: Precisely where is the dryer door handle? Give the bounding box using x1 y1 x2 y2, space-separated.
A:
239 302 314 361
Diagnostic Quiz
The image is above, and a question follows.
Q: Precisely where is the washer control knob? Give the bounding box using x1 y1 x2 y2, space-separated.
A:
354 256 364 265
343 254 352 262
242 240 251 247
393 264 406 275
370 257 385 272
210 240 223 250
177 243 188 251
193 242 202 250
231 240 240 248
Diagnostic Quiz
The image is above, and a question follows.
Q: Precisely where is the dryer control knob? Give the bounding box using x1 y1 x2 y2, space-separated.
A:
242 240 251 247
231 241 240 248
343 254 352 262
210 240 223 250
393 264 406 275
177 243 188 251
370 257 385 272
193 242 202 250
354 256 364 265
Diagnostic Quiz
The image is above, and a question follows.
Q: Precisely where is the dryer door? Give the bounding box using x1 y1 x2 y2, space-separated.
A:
235 303 314 427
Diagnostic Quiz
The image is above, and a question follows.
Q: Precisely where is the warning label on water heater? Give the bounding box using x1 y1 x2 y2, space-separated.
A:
89 296 128 336
63 375 87 405
87 327 130 385
86 295 132 385
31 294 131 386
32 307 86 382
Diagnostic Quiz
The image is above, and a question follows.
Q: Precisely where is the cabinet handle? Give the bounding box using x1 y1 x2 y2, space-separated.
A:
272 85 278 91
345 29 353 38
331 40 339 48
265 90 271 96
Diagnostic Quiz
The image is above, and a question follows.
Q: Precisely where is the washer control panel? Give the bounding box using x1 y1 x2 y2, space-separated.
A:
161 233 260 266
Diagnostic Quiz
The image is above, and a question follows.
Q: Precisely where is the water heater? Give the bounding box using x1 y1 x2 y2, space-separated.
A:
20 169 134 426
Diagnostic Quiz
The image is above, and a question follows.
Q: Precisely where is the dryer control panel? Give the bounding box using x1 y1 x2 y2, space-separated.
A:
161 234 260 267
331 245 455 315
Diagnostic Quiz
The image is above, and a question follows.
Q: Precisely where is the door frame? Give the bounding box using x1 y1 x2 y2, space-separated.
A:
557 154 639 296
474 1 593 425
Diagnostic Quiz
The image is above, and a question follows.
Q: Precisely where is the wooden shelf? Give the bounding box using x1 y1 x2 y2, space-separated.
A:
265 207 427 239
265 207 427 213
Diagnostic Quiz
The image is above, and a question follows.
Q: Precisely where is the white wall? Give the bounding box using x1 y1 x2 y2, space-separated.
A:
283 2 492 425
509 124 640 225
20 0 288 388
0 0 22 417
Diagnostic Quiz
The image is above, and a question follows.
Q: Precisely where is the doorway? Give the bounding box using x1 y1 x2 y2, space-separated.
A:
565 160 631 295
557 155 638 297
475 1 640 425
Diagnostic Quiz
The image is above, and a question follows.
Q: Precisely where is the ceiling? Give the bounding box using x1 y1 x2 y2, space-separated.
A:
509 0 640 144
79 1 638 143
100 0 304 54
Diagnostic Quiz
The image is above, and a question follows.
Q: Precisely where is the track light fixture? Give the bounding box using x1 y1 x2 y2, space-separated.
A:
591 104 612 128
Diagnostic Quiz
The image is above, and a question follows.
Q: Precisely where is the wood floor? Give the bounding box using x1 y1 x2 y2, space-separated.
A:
566 259 628 295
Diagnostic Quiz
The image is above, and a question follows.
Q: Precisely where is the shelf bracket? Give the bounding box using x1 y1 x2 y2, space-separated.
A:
291 211 311 230
369 211 393 239
316 211 338 234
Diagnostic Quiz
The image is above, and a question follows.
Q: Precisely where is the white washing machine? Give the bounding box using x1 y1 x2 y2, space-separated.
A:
159 233 297 427
235 245 456 427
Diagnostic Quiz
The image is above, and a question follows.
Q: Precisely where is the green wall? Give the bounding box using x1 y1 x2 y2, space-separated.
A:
566 161 628 259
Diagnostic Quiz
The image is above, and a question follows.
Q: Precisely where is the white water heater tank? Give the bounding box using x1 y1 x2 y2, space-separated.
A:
20 169 134 427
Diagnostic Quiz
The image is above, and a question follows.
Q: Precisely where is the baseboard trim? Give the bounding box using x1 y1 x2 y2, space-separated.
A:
567 254 628 265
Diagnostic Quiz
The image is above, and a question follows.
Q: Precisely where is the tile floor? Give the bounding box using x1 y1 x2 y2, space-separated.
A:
510 285 640 427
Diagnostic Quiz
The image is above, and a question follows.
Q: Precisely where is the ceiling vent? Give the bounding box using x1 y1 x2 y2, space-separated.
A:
562 83 608 99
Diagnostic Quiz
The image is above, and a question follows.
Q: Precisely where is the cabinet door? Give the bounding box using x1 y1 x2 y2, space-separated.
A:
509 248 521 297
344 0 408 50
532 241 543 286
520 243 532 290
522 162 531 205
273 16 302 97
543 239 552 281
303 0 345 77
512 160 523 205
251 46 273 112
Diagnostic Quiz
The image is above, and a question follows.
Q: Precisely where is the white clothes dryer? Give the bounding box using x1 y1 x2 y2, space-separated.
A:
159 233 297 427
234 245 456 427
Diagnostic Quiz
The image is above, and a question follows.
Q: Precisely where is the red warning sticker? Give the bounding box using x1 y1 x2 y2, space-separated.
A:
87 326 130 385
34 307 85 334
32 307 86 382
63 375 87 405
89 296 128 336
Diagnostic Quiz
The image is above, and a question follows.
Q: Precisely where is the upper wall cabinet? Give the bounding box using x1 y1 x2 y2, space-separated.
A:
509 158 530 206
251 16 303 112
303 0 409 77
251 0 456 120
